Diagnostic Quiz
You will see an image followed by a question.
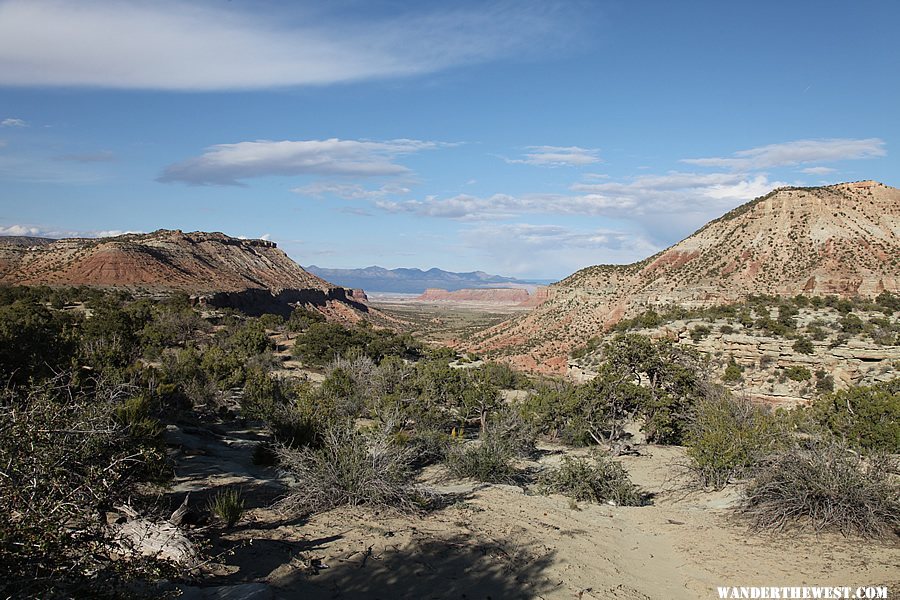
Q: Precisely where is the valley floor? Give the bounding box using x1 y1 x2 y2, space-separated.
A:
168 423 900 600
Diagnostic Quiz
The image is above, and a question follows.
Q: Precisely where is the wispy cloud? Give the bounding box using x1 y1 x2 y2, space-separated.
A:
462 223 660 277
1 117 26 127
0 0 581 90
505 145 601 167
375 173 779 221
799 166 836 175
293 181 412 201
376 192 637 220
0 224 141 238
682 138 885 170
159 138 446 186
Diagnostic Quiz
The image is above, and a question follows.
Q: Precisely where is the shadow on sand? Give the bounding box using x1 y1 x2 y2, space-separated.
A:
267 531 558 600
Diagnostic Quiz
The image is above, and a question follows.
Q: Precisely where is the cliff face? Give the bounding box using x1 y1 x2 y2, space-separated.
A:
0 230 331 292
416 287 531 304
471 181 900 373
0 229 375 320
568 307 899 408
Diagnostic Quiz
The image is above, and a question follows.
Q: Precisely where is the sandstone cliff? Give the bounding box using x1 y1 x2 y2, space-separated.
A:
471 181 900 373
0 229 378 321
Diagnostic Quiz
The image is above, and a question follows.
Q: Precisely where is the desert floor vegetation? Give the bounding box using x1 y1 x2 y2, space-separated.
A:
0 285 898 598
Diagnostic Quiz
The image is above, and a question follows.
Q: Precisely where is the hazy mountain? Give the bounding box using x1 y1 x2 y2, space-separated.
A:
304 265 550 293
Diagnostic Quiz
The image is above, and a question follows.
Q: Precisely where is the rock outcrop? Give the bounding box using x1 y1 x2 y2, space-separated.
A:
568 307 899 408
0 229 375 320
471 181 900 373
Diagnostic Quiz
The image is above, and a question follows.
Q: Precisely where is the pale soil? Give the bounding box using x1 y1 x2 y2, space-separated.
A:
167 426 900 600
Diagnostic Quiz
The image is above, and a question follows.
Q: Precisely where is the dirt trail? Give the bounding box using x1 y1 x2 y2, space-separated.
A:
168 426 900 599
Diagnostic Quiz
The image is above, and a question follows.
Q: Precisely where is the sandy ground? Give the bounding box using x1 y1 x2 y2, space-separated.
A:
167 425 900 600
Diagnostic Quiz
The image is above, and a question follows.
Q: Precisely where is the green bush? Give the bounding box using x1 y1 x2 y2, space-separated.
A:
690 325 711 342
792 336 814 354
208 488 245 528
537 454 647 506
445 436 516 483
783 365 812 382
839 313 864 334
805 380 899 452
686 392 784 489
722 359 743 383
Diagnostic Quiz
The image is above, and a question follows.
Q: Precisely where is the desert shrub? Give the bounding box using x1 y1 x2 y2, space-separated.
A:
783 365 812 382
602 334 706 445
690 325 711 342
226 319 274 359
804 381 899 453
479 361 529 389
199 344 246 389
241 367 289 420
792 336 814 354
208 488 245 527
875 291 899 313
0 378 171 597
276 421 420 513
488 406 538 458
537 454 647 506
445 436 517 483
405 428 452 468
113 394 164 441
839 313 864 334
722 358 743 383
807 324 827 341
461 369 502 434
740 442 900 538
814 370 835 394
317 366 363 417
285 306 326 333
0 299 78 383
686 391 784 489
292 322 420 366
720 324 735 335
518 380 583 443
140 304 208 350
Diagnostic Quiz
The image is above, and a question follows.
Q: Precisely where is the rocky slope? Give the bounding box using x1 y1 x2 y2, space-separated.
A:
471 181 900 373
569 305 899 408
416 287 531 304
0 229 376 320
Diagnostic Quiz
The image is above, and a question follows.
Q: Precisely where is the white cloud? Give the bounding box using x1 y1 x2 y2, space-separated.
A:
800 166 836 175
159 138 445 186
505 145 601 167
0 224 140 238
376 172 780 222
682 138 885 170
462 223 660 278
0 0 578 90
293 181 412 201
1 117 26 127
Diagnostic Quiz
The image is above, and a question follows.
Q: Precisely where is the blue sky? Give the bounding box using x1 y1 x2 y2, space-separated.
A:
0 0 897 279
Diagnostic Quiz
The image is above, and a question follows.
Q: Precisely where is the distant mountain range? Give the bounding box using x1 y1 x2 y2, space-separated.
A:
305 265 552 294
